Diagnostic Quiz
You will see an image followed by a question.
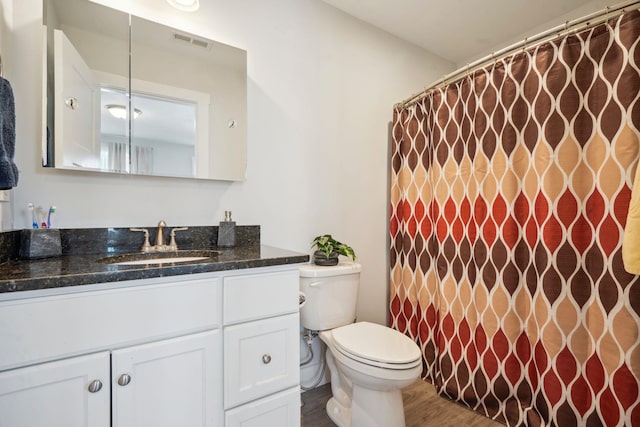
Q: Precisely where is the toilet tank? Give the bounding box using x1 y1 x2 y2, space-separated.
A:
299 261 361 331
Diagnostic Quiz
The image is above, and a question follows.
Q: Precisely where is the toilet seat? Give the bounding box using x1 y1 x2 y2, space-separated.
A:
331 322 422 370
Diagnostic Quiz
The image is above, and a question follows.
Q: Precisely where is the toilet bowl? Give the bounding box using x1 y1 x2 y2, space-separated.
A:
299 262 422 427
320 322 422 427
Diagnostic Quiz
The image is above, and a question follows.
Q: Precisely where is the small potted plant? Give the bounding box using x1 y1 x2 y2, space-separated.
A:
311 234 356 266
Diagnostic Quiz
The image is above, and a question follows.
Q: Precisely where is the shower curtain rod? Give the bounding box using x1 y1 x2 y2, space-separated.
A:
398 0 640 108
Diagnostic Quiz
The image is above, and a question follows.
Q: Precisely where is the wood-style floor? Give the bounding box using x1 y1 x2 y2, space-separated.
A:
301 380 504 427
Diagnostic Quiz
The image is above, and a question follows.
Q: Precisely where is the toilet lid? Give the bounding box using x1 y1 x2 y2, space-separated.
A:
332 322 422 366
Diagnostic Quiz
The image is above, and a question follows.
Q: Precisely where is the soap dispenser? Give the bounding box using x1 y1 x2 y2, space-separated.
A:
217 210 236 247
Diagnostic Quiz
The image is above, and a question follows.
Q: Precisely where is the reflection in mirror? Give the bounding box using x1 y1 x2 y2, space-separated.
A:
99 87 130 173
98 79 202 177
43 0 247 181
44 0 129 171
128 93 197 177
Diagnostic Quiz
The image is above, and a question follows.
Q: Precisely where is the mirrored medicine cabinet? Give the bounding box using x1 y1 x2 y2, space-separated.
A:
42 0 247 181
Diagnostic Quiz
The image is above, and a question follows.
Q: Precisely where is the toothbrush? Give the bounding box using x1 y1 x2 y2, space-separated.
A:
28 203 38 229
47 206 56 229
37 207 47 229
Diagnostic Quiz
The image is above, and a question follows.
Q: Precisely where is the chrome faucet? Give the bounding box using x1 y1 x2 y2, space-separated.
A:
130 228 152 253
168 227 188 251
155 220 167 249
130 221 189 253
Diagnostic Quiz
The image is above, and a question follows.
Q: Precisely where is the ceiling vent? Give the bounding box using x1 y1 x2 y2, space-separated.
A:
172 32 210 49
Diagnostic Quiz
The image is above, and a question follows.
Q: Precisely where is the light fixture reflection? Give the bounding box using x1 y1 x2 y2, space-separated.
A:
106 104 142 120
166 0 199 12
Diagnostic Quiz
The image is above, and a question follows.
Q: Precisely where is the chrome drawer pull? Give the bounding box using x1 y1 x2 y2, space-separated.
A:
88 379 103 393
262 354 272 364
117 373 132 386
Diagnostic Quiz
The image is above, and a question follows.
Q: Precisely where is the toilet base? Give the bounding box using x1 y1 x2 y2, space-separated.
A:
326 396 351 427
325 386 406 427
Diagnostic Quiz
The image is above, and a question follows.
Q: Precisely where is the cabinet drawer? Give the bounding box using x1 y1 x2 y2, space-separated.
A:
0 277 222 371
225 386 300 427
224 313 299 409
223 270 299 324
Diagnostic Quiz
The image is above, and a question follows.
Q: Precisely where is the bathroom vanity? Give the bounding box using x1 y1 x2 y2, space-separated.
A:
0 228 308 427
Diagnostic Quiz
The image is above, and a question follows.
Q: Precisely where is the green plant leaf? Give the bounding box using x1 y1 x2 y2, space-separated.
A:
311 234 356 260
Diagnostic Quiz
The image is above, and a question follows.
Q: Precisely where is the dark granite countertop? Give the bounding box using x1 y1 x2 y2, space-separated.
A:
0 245 309 294
0 226 309 294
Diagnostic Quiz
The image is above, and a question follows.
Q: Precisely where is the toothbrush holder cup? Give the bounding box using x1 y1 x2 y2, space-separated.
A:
19 229 62 259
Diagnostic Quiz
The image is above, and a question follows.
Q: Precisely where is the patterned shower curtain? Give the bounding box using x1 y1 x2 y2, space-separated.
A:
390 11 640 427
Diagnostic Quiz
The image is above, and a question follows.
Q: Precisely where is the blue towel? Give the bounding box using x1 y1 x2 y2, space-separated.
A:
0 77 17 190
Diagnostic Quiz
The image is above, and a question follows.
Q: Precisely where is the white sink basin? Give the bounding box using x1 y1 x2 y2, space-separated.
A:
97 250 219 266
113 256 210 266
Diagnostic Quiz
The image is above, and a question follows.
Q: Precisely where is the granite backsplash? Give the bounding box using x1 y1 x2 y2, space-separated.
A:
0 225 260 261
0 231 20 263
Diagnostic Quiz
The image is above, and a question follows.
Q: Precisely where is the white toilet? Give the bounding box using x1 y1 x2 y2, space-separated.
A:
299 261 422 427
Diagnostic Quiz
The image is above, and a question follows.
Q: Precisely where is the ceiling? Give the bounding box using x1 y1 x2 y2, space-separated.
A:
321 0 609 66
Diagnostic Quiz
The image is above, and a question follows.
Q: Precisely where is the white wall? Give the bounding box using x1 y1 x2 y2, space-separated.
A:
4 0 454 327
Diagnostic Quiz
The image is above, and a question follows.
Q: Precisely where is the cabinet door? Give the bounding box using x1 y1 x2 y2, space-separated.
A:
112 330 222 427
0 352 110 427
224 313 300 409
225 387 300 427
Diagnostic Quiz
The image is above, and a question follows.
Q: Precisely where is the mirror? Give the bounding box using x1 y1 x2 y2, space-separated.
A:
42 0 247 181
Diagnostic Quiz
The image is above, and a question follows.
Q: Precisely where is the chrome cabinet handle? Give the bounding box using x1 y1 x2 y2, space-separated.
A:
262 354 272 364
117 373 132 386
88 379 103 393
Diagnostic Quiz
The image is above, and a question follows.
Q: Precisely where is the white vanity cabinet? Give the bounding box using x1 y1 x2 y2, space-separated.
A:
0 331 220 427
223 270 301 427
0 264 303 427
0 276 224 427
